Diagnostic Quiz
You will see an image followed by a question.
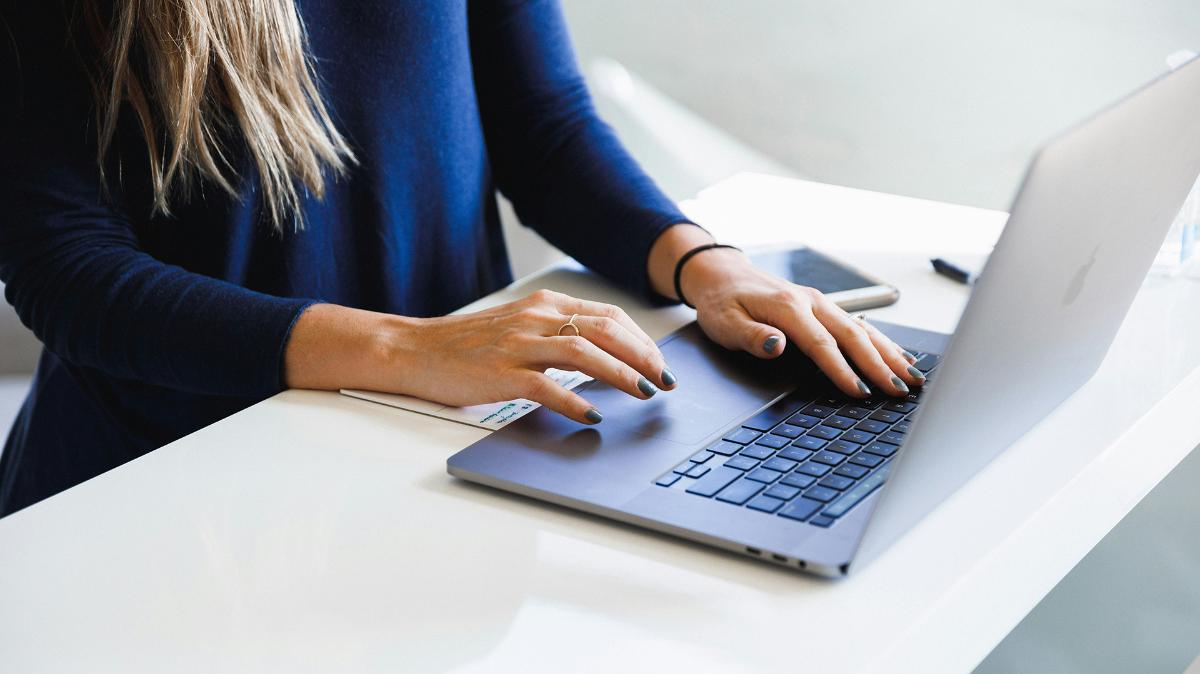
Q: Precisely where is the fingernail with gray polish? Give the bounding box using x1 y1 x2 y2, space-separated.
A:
661 368 677 387
903 350 918 363
906 365 926 382
763 335 781 354
637 376 658 398
857 379 872 396
891 375 910 394
585 408 603 424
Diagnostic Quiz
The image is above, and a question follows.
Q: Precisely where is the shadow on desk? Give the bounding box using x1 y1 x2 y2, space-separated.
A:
975 442 1200 673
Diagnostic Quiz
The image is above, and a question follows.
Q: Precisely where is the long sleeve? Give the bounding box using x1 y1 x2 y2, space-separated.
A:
468 0 691 302
0 4 314 398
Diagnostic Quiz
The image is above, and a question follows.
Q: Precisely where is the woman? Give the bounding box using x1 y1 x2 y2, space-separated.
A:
0 0 923 516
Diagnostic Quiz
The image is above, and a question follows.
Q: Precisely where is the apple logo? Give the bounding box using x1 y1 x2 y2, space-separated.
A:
1063 244 1099 306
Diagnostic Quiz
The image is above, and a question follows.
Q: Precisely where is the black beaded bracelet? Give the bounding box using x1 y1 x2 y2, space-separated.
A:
673 243 742 308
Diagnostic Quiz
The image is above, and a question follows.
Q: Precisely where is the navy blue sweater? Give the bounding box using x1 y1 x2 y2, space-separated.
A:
0 0 687 515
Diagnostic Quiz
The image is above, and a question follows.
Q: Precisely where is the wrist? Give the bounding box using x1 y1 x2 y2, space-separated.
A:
646 223 715 300
678 246 749 308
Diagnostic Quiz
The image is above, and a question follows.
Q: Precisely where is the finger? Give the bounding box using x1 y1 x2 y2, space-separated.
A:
533 335 661 400
552 297 673 388
812 302 911 397
697 303 783 360
749 296 871 398
526 290 650 349
571 315 674 390
512 371 603 424
570 300 657 352
860 319 926 387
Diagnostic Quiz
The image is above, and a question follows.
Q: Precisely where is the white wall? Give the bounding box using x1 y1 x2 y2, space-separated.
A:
562 0 1200 210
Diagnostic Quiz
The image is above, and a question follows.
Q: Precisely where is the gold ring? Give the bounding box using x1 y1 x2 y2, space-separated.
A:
557 313 580 337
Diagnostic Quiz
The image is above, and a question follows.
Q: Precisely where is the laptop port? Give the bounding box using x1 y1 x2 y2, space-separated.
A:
772 554 788 563
745 547 762 556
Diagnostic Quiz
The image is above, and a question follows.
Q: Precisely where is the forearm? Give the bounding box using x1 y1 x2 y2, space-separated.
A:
283 303 415 392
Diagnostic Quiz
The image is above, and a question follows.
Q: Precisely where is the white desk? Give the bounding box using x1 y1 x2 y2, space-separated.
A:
3 173 1199 674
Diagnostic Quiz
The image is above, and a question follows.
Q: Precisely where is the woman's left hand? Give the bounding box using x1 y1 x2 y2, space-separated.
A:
653 227 926 399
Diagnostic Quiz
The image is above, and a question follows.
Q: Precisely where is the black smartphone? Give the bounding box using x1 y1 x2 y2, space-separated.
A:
749 246 899 311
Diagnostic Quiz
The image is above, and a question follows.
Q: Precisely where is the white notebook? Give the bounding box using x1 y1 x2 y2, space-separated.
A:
340 368 592 430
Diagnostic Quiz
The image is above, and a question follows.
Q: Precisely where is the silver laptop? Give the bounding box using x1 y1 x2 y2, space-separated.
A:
448 57 1200 577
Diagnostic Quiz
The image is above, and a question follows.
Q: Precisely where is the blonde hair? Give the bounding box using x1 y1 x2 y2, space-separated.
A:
88 0 355 230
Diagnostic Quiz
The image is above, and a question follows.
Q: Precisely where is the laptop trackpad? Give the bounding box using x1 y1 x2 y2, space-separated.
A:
577 323 816 446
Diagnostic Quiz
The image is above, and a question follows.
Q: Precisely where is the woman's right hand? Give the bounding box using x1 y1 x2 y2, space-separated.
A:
284 290 677 424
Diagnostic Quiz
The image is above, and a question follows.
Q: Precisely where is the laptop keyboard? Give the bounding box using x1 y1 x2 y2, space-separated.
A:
653 351 940 528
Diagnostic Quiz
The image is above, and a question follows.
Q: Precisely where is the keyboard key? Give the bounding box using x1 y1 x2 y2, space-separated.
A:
778 447 814 462
673 461 693 474
781 473 817 489
755 435 790 450
689 450 713 464
817 396 845 407
801 403 837 418
724 456 759 471
655 473 681 487
855 420 890 434
834 464 869 479
893 421 912 434
864 441 900 457
914 353 940 372
764 484 801 500
778 498 824 522
880 431 906 445
685 463 711 478
819 475 855 490
849 453 884 468
746 467 783 483
786 413 821 428
742 395 805 431
822 415 857 431
883 401 918 414
746 495 785 513
823 464 892 518
714 477 764 504
827 440 861 455
837 405 872 420
740 445 774 460
762 457 798 473
842 430 875 445
811 451 845 466
869 410 904 424
796 462 831 477
686 466 742 497
706 441 742 456
809 515 836 528
792 436 827 451
807 426 841 441
804 486 840 502
724 428 762 445
771 425 803 439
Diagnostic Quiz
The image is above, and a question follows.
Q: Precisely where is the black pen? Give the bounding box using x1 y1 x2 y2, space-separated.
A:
930 258 975 285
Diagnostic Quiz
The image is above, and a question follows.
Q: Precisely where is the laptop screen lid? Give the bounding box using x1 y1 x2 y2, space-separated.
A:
849 56 1200 571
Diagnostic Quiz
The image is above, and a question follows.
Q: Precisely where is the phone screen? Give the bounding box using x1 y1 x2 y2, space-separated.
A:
749 248 879 294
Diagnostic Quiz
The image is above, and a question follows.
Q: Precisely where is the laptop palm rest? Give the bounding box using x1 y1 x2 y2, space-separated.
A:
447 323 824 507
577 323 810 445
